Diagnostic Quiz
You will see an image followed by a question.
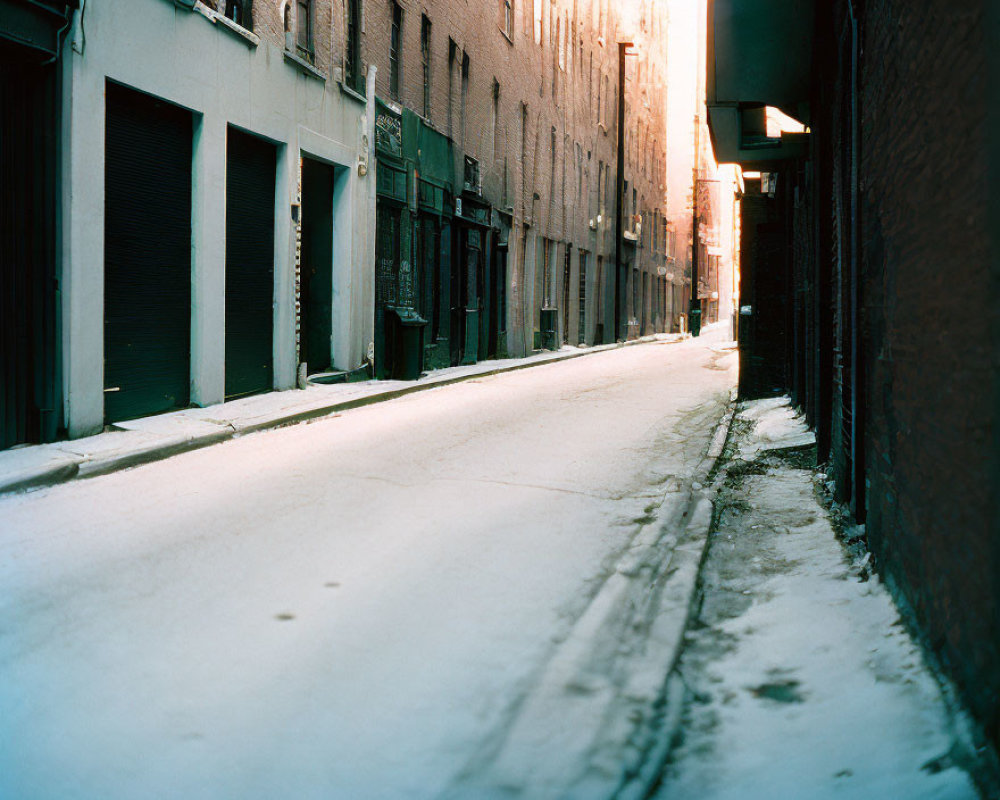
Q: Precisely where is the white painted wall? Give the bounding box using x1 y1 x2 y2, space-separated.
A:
60 0 374 438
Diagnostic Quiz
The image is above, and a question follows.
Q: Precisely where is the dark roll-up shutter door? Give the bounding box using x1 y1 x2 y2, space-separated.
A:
104 83 192 424
225 128 276 399
1 47 58 448
300 159 334 375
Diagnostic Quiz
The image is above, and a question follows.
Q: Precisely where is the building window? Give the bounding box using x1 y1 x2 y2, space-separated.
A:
421 15 431 117
460 52 470 147
448 39 457 138
492 80 501 161
345 0 362 92
549 126 556 199
597 160 604 214
224 0 252 30
520 102 528 199
390 1 402 98
296 0 313 61
501 0 513 39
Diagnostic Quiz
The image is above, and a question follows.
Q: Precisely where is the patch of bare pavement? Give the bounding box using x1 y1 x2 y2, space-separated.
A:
653 398 987 800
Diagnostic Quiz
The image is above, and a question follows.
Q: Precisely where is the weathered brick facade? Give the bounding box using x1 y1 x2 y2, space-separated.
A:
736 0 1000 765
852 0 998 757
359 0 671 352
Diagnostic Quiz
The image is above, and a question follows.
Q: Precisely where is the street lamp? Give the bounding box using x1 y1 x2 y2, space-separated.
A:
614 41 638 342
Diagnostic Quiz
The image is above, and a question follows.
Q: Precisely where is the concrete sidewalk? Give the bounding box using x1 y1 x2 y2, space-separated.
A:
652 398 986 800
0 333 689 496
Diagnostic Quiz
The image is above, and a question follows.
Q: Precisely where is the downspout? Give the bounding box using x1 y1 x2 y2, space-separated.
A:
365 64 378 371
848 0 864 520
615 42 628 341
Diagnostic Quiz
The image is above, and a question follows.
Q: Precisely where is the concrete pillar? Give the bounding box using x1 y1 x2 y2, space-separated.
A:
190 112 226 407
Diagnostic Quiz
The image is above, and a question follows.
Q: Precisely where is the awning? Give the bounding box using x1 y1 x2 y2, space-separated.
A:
706 0 813 166
0 0 77 59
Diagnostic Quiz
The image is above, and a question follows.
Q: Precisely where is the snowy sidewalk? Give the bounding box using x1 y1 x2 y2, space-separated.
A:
0 333 688 496
655 398 982 799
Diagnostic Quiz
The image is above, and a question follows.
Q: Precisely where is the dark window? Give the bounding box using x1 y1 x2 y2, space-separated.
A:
448 39 457 138
460 52 469 146
296 0 313 60
346 0 362 92
501 0 513 38
520 102 528 200
421 15 431 117
390 1 402 97
464 155 480 192
492 80 501 161
225 0 252 30
549 126 556 198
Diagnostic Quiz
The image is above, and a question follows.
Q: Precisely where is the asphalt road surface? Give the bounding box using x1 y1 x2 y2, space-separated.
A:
0 327 736 800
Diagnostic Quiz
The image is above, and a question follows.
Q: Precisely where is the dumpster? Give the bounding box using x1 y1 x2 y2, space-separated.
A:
387 306 428 380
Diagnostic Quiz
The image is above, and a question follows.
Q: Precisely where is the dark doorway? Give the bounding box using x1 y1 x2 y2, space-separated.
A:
562 246 572 344
595 255 604 343
578 251 588 344
225 127 276 399
1 43 58 448
489 242 507 359
300 158 335 375
104 82 192 423
454 224 483 365
375 203 402 377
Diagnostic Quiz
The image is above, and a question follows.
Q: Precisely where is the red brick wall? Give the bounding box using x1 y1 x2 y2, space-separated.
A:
854 0 998 750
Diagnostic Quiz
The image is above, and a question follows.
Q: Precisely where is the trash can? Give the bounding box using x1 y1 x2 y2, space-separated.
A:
689 303 703 338
540 307 559 351
387 306 428 380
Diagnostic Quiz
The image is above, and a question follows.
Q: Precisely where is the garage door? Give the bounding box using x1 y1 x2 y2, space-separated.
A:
104 82 192 423
225 127 276 399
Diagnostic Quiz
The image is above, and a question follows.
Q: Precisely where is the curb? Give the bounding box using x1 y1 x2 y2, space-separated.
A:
0 335 690 498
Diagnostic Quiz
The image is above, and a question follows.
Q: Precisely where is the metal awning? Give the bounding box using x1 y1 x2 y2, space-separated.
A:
706 0 813 166
0 0 77 59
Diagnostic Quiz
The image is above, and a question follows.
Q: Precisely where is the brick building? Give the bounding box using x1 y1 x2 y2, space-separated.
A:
359 0 672 372
2 0 674 446
707 0 1000 771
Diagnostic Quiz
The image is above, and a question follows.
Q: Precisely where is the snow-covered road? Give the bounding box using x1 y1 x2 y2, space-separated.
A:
0 328 736 800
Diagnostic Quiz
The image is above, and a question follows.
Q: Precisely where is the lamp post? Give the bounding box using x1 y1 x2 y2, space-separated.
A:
690 109 702 337
615 41 635 342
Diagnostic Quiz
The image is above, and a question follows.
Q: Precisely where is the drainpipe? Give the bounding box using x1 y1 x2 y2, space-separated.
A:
690 108 701 337
848 1 864 520
615 42 631 341
364 64 378 371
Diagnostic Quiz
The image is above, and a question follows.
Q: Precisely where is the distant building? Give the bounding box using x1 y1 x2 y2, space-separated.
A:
361 0 673 372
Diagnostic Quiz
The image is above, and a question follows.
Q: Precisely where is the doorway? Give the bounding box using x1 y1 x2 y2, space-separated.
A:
300 158 335 375
104 82 192 422
225 127 276 399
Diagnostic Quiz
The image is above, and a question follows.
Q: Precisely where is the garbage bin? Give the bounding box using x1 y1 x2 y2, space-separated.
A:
387 306 429 380
540 307 559 351
689 303 703 338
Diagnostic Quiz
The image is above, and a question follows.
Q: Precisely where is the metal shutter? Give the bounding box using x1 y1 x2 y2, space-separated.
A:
225 128 276 399
104 83 192 423
299 158 334 375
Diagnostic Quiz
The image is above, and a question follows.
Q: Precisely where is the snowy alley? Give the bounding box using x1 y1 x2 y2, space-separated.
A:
0 328 737 800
